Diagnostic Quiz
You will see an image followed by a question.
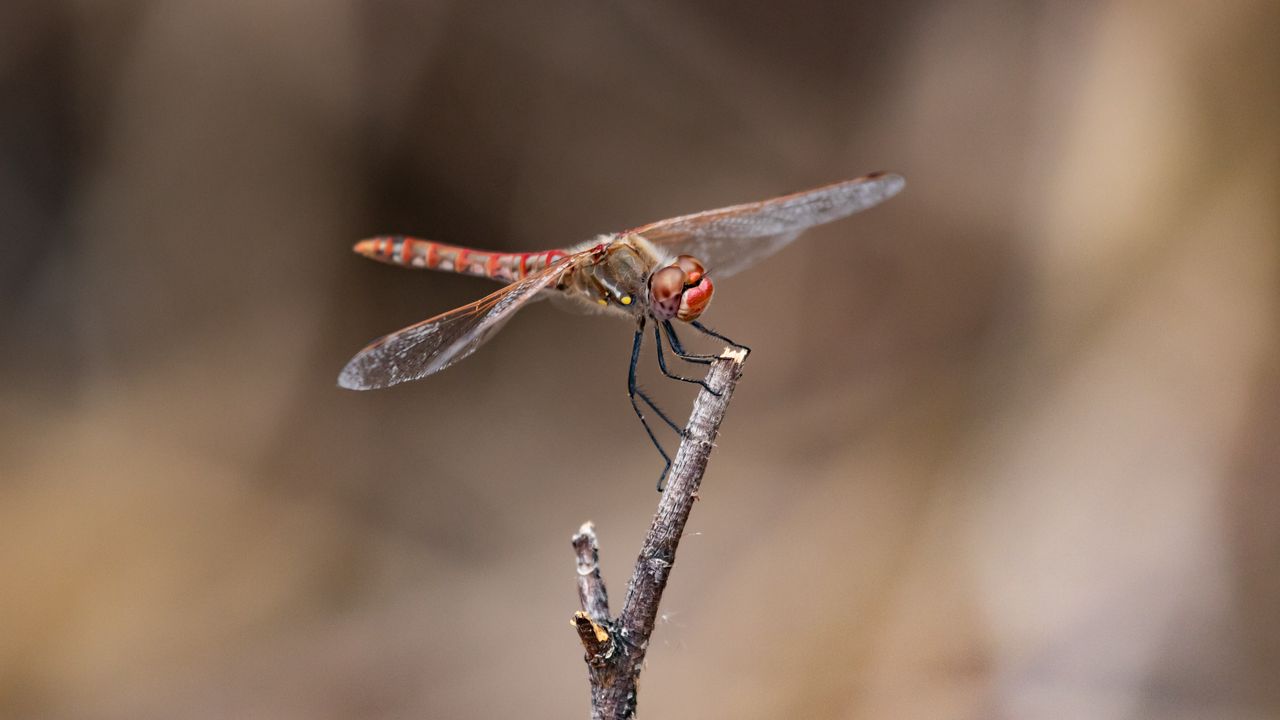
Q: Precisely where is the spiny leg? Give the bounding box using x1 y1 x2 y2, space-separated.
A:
628 319 683 490
653 321 719 396
662 320 716 364
691 319 751 355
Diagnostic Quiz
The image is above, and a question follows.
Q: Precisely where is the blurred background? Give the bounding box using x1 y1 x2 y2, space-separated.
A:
1 1 1276 718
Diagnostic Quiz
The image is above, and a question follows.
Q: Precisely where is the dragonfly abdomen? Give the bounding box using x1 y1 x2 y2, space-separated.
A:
354 235 569 282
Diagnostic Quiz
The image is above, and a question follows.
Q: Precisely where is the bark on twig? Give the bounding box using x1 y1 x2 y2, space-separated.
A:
572 523 614 667
570 349 747 719
572 522 610 622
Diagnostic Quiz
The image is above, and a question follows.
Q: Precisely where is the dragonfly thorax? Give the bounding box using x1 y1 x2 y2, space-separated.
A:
562 238 713 323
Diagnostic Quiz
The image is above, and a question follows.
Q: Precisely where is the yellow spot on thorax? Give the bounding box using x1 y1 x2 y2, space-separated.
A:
620 295 632 305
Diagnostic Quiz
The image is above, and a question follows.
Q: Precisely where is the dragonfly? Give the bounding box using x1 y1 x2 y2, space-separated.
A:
339 172 905 487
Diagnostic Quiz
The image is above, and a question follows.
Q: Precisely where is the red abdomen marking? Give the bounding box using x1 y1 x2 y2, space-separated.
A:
353 235 568 284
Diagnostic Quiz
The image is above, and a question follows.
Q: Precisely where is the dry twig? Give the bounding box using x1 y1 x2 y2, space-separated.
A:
570 349 747 719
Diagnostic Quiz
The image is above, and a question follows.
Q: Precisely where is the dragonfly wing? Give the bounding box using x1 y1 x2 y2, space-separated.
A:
338 260 574 390
633 172 904 278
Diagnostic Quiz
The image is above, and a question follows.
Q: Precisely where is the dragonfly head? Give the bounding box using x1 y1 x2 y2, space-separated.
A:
648 255 714 322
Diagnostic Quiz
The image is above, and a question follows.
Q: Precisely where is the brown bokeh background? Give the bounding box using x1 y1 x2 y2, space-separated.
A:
2 1 1277 718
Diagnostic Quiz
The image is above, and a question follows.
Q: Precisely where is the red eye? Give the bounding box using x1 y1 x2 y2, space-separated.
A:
673 255 705 286
648 266 686 320
677 275 714 321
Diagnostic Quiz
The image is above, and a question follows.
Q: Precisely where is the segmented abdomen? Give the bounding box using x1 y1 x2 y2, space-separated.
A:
354 236 569 283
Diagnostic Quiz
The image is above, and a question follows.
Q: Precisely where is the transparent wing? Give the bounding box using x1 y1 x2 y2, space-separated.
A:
338 258 578 390
632 172 905 278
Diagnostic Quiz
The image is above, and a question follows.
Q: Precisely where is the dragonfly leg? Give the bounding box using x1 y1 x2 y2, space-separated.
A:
661 320 716 364
628 319 684 490
690 320 751 355
654 322 720 396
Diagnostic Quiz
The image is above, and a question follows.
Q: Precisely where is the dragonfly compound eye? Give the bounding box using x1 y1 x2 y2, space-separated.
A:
676 272 713 321
673 255 705 286
648 265 686 320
